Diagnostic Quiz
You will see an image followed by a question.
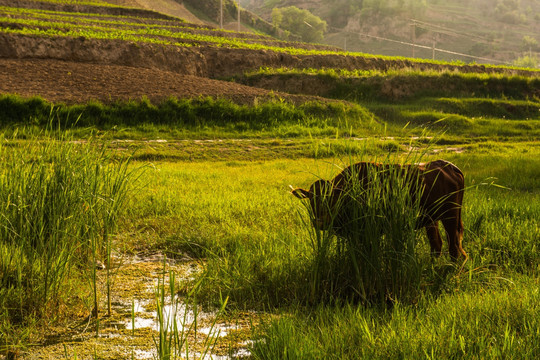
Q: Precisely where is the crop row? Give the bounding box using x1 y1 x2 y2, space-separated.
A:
1 5 287 42
4 3 538 71
0 15 359 56
31 0 114 7
0 5 187 24
247 66 540 79
2 8 331 51
1 5 270 36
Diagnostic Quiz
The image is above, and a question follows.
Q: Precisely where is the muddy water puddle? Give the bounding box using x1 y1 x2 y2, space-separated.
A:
23 253 254 359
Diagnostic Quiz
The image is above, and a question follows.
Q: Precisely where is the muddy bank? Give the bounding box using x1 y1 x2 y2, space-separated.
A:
23 253 254 359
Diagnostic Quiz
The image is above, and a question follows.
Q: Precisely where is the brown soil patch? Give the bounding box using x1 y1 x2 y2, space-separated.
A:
0 58 330 105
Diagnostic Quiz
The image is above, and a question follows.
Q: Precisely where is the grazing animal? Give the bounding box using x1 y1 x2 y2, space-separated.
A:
292 160 467 259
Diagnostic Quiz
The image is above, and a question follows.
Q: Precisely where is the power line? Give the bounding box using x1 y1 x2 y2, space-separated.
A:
410 18 492 43
331 26 511 65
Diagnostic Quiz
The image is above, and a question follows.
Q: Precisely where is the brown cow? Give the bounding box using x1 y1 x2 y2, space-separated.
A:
292 160 467 259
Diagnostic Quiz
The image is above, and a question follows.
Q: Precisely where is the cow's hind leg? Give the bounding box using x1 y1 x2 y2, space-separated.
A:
442 217 467 260
426 222 443 257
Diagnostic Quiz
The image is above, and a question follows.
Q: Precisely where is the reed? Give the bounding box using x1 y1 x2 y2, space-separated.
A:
153 262 227 359
0 126 137 344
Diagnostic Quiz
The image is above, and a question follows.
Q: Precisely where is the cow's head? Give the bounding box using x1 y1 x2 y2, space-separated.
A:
291 179 337 230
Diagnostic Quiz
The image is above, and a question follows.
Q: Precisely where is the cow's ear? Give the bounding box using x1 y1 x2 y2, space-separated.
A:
291 187 311 199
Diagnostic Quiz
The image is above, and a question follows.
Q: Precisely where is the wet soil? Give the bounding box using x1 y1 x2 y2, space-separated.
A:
24 253 254 359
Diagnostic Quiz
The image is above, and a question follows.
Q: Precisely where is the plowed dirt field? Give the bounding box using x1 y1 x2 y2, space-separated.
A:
0 58 320 105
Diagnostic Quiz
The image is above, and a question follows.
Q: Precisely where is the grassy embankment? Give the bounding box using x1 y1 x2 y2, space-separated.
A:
240 67 540 141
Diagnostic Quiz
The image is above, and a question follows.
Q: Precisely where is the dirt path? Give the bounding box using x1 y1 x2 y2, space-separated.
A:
103 0 207 25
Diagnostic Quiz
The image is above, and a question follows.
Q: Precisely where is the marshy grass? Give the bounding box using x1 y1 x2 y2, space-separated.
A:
153 263 228 360
0 127 139 347
0 138 534 356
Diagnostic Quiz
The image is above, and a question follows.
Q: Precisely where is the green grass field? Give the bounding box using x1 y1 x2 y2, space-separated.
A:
1 118 538 357
122 143 540 359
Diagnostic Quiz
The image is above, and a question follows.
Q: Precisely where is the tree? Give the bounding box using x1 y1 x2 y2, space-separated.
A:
272 6 327 43
521 35 538 53
513 55 538 69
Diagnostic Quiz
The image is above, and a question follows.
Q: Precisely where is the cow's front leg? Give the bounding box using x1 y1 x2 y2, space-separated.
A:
426 222 443 257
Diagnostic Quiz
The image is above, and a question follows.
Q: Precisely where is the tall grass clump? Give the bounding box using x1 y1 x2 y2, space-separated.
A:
301 156 427 305
0 128 136 346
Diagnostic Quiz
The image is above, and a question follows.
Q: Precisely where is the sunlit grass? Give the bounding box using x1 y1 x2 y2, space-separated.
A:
1 0 539 354
0 131 538 354
241 67 540 101
121 147 539 305
122 150 539 358
252 280 540 359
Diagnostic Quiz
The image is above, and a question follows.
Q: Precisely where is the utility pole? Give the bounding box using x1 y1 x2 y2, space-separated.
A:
238 1 241 32
220 0 223 29
410 21 416 58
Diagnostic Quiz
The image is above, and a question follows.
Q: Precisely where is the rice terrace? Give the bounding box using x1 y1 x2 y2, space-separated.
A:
0 0 539 359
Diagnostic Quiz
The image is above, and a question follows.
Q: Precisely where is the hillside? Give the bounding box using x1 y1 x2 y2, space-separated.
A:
103 0 207 25
0 0 538 118
241 0 540 66
0 0 538 145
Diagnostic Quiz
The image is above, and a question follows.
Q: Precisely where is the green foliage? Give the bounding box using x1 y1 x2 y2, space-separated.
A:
244 67 540 102
272 6 327 43
494 0 527 24
33 0 110 6
326 0 364 27
252 283 540 359
521 36 539 51
128 148 539 357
